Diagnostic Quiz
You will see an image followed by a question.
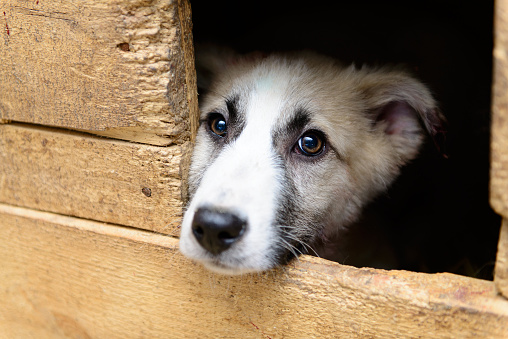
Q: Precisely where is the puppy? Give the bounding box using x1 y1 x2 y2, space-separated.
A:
179 49 445 274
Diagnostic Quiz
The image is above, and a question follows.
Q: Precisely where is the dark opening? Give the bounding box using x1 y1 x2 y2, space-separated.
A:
190 0 500 279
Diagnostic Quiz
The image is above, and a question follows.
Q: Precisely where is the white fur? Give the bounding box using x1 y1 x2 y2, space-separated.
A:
180 71 293 274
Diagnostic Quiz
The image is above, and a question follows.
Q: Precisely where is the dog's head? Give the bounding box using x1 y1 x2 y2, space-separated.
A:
180 51 445 274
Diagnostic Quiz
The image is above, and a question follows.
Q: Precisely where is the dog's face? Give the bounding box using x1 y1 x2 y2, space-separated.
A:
179 52 444 274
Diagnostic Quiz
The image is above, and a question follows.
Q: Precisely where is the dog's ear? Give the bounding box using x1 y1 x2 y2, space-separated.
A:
359 69 447 161
194 44 239 95
194 45 268 96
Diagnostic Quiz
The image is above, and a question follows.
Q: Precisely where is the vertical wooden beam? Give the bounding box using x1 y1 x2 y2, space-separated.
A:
496 219 508 296
492 0 508 298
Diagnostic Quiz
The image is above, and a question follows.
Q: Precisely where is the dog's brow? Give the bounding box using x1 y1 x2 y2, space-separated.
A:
225 96 239 122
272 107 311 149
224 95 246 141
286 108 311 135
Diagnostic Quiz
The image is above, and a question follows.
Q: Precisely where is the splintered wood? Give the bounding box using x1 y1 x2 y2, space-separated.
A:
0 0 199 145
1 204 507 339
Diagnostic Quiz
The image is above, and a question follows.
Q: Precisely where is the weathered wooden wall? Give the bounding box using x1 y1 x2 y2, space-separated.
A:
492 0 508 299
1 0 508 337
0 0 197 231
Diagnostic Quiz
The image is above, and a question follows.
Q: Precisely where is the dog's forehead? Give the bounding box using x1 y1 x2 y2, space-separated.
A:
202 56 361 148
245 72 299 125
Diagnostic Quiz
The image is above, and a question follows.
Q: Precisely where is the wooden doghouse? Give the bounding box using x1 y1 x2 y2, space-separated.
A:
1 0 508 337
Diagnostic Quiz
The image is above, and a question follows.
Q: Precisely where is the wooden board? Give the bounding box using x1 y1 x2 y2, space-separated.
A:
0 124 186 234
0 0 199 146
492 0 508 219
496 219 508 297
492 0 508 299
1 203 508 338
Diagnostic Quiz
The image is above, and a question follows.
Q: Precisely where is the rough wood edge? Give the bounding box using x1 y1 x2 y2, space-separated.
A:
174 0 198 202
176 0 200 143
81 127 178 147
491 0 508 218
495 218 508 298
0 203 175 248
492 0 508 300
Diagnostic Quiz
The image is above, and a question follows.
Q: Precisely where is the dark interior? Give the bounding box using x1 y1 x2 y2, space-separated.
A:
190 0 500 279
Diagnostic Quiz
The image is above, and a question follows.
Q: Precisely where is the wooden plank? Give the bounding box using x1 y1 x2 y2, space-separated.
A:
0 0 199 146
0 124 186 234
496 218 508 297
1 204 507 338
492 0 508 299
492 0 508 218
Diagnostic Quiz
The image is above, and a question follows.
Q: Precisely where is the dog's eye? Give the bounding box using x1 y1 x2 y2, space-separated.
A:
208 114 227 137
296 131 325 156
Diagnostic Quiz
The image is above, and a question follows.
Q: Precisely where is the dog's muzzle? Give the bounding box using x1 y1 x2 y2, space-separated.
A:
191 207 247 255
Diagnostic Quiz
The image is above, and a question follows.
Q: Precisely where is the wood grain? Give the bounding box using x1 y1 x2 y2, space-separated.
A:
496 219 508 298
1 203 507 339
492 0 508 299
492 0 508 218
0 124 186 234
0 0 198 146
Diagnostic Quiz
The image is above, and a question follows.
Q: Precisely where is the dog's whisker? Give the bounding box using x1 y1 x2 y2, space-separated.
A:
161 217 184 235
277 227 321 258
277 238 302 262
277 224 298 230
277 239 301 259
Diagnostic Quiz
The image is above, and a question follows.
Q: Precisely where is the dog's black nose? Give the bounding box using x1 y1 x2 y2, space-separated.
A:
191 207 246 255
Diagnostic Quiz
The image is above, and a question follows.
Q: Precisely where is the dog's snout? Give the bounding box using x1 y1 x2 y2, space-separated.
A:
191 207 246 255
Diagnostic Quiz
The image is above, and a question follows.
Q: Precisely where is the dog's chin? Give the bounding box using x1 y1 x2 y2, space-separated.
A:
182 247 283 275
200 260 265 275
194 248 296 275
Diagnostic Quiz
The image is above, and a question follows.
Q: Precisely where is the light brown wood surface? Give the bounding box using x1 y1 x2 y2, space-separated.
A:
0 124 185 234
492 0 508 299
1 203 507 339
492 0 508 219
496 219 508 297
0 0 198 146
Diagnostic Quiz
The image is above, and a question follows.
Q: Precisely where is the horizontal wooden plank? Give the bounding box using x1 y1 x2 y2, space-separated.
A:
0 0 199 145
0 124 187 234
492 0 508 218
1 204 507 338
496 218 508 297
